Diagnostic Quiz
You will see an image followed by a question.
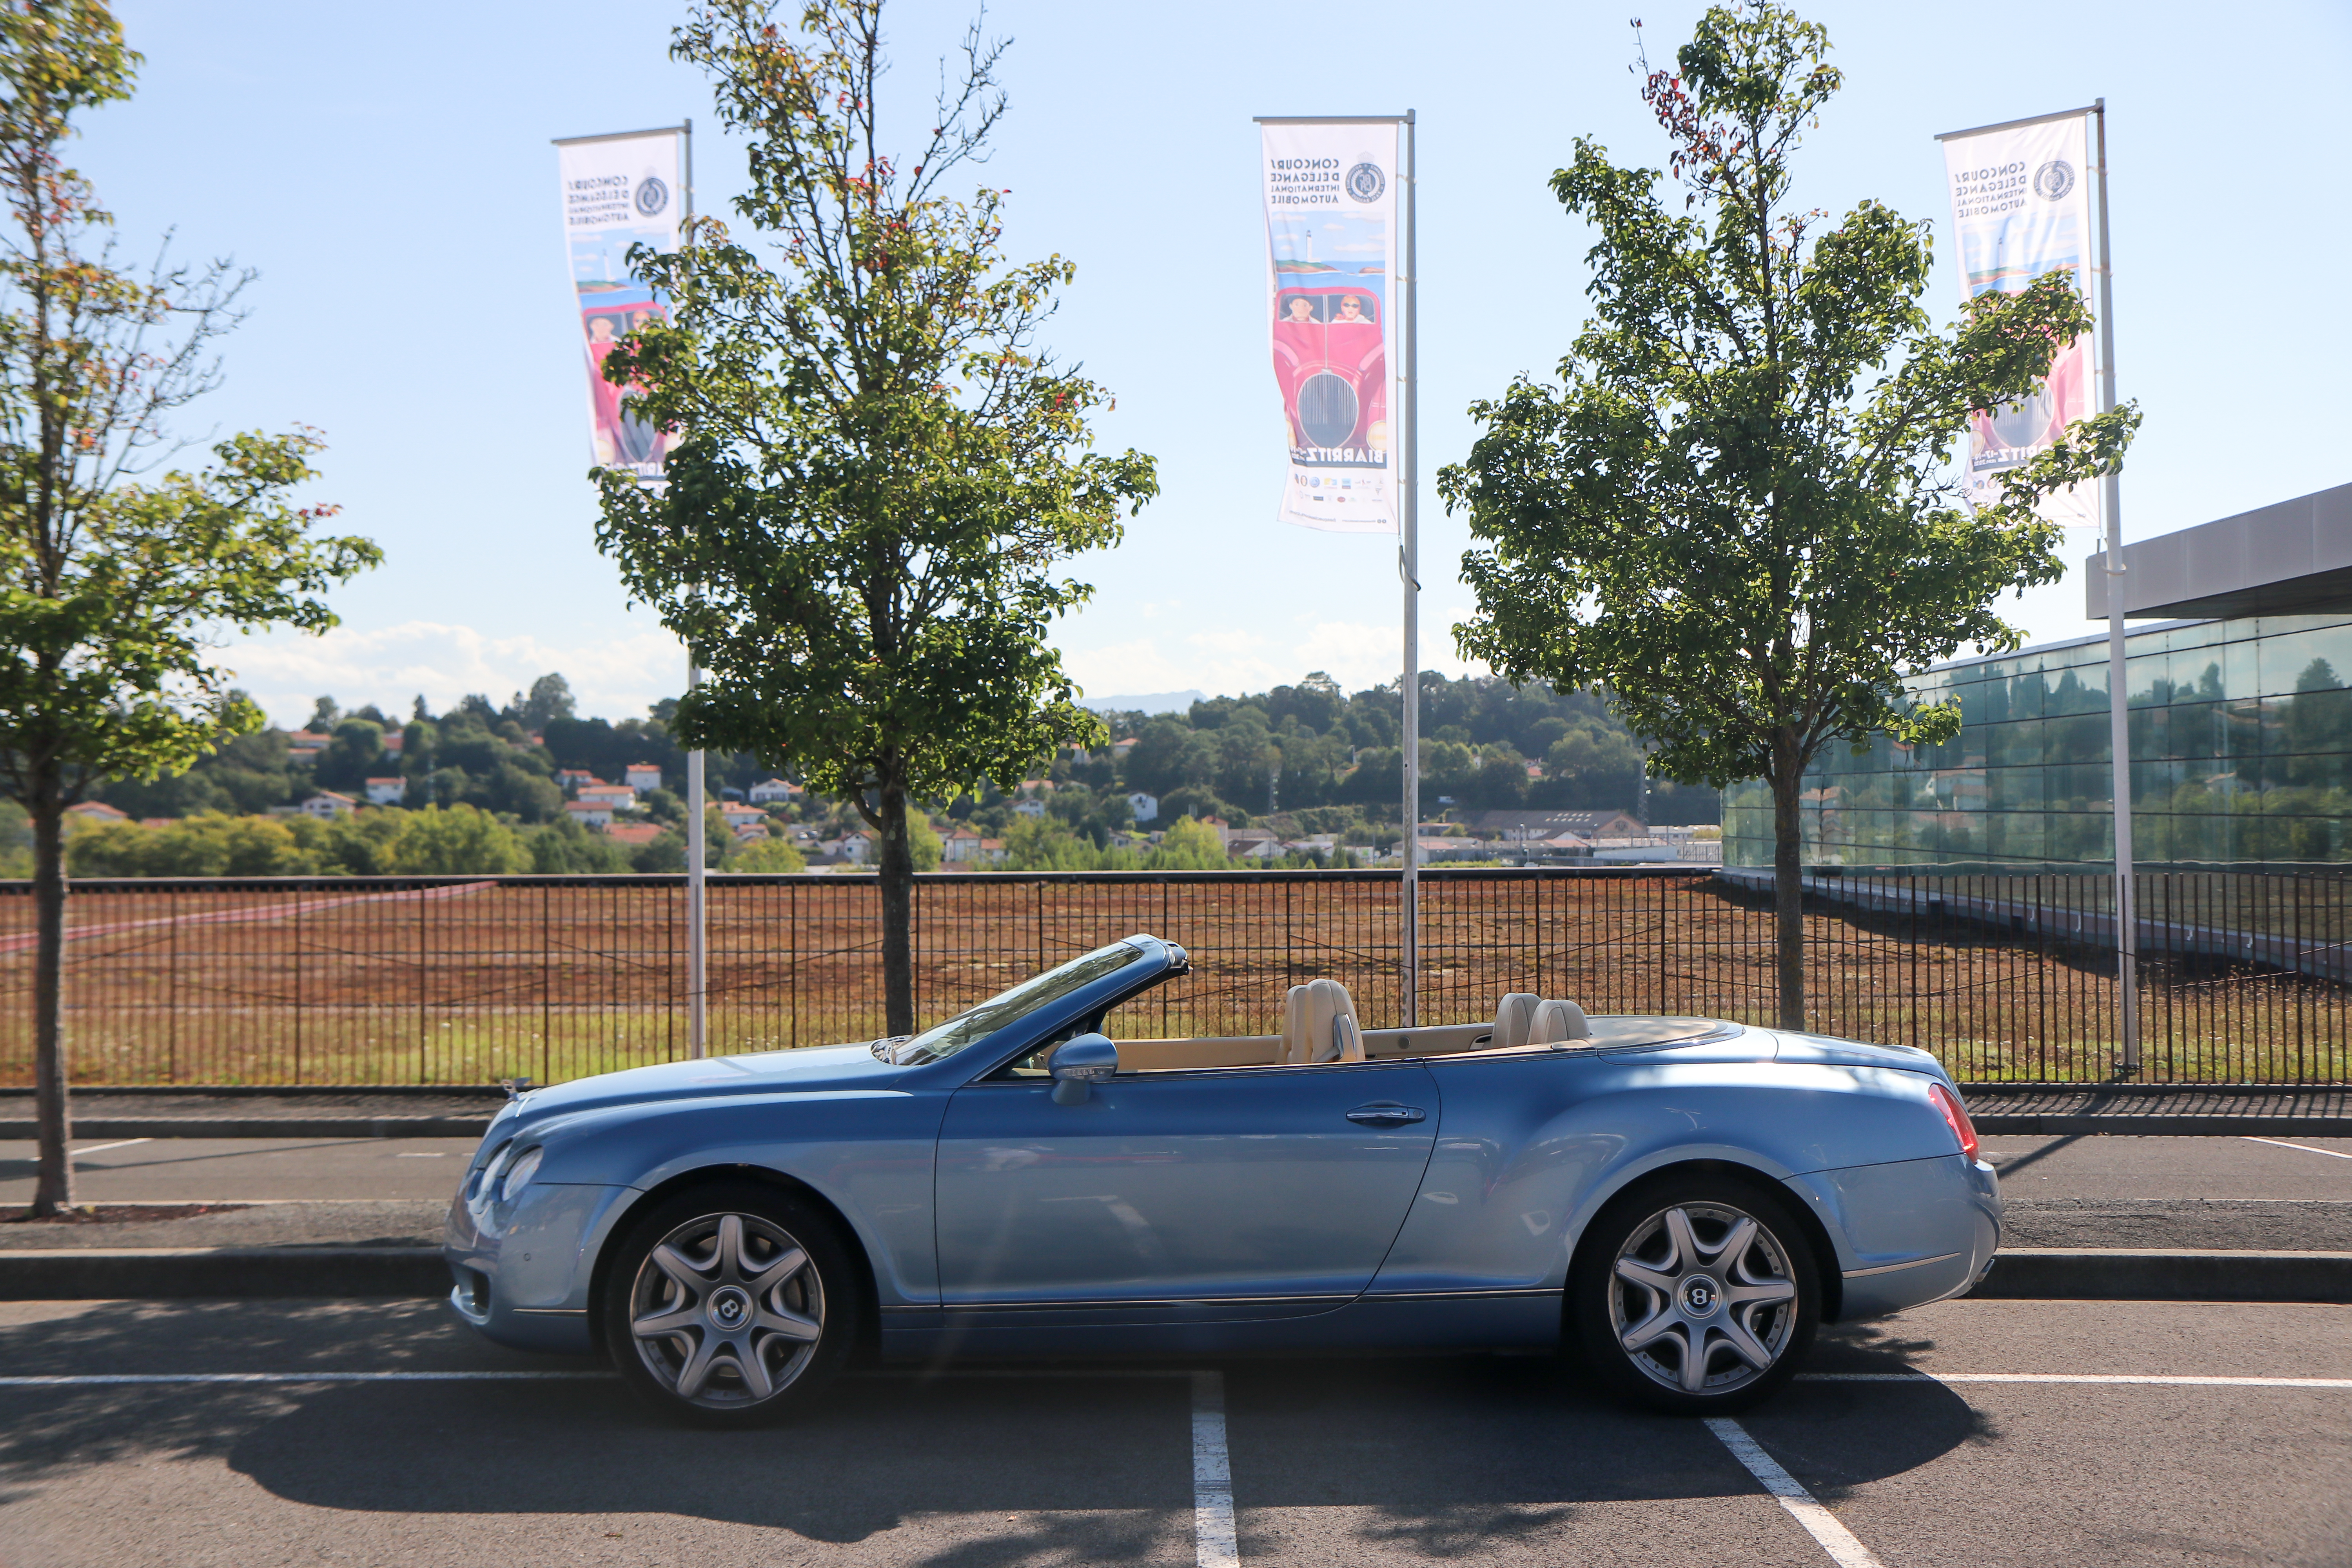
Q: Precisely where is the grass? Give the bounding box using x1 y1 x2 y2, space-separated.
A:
0 871 2342 1086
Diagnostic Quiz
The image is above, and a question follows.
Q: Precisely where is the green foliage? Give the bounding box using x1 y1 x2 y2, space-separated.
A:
1445 4 2137 797
597 2 1158 827
1435 4 2138 1024
525 813 632 874
728 835 808 873
906 809 942 873
592 0 1158 1029
384 805 527 875
1151 815 1227 869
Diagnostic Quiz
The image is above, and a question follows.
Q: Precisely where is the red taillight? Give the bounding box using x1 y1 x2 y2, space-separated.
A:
1929 1081 1980 1160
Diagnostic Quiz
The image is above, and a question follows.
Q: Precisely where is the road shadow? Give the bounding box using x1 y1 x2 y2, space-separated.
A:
0 1301 1987 1551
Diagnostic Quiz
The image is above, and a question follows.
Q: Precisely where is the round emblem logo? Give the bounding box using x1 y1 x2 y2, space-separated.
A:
1344 162 1385 203
2032 160 2075 201
1680 1276 1720 1316
634 176 671 217
707 1285 750 1329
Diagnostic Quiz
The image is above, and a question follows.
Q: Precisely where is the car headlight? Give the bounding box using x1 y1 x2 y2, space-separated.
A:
466 1139 514 1201
499 1147 544 1202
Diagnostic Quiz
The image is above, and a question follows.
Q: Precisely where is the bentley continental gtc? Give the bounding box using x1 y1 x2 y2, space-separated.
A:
445 934 1998 1424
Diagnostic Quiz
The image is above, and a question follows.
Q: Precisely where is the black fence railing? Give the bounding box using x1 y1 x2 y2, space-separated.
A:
1 867 2344 1087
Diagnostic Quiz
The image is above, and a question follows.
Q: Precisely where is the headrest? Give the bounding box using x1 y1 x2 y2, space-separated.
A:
1530 998 1591 1045
1495 993 1541 1049
1282 978 1365 1064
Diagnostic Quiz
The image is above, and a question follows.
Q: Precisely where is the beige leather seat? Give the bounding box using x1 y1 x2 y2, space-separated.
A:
1530 998 1591 1044
1494 993 1542 1049
1281 978 1365 1063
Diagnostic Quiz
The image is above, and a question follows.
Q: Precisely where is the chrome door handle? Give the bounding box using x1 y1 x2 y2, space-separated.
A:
1345 1104 1426 1126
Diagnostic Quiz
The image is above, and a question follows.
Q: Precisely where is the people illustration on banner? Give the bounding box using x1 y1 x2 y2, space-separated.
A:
580 304 670 470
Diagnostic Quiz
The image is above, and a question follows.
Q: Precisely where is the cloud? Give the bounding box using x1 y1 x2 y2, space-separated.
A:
214 619 688 728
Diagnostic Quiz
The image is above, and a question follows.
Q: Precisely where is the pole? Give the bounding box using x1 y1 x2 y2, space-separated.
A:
681 118 708 1061
1399 110 1420 1030
2092 99 2136 1076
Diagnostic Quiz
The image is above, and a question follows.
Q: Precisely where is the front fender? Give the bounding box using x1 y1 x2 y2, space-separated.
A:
518 1087 948 1308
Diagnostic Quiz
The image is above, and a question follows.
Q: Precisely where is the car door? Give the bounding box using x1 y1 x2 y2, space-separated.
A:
935 1059 1439 1310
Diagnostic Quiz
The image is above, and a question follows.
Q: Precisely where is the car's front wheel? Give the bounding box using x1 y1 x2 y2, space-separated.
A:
1570 1174 1819 1414
601 1181 858 1426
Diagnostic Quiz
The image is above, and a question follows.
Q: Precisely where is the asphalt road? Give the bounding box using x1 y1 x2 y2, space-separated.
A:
0 1295 2343 1567
0 1137 481 1203
1980 1132 2352 1199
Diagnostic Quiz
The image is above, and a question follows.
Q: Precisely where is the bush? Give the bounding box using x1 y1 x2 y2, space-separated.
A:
383 805 528 875
728 837 808 872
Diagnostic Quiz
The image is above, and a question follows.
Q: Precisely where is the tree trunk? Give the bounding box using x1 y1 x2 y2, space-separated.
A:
30 774 72 1216
876 776 915 1038
1770 732 1806 1033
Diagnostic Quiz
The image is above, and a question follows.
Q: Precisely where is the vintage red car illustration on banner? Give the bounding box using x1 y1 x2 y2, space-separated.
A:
1272 265 1388 467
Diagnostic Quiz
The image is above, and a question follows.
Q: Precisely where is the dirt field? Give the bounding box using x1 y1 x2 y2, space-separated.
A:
0 871 2341 1086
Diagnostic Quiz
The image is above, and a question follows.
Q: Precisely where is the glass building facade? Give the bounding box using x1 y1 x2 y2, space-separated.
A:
1724 613 2352 871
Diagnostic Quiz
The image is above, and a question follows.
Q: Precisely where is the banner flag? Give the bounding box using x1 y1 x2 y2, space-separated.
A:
1940 111 2097 526
1261 122 1399 533
555 127 686 480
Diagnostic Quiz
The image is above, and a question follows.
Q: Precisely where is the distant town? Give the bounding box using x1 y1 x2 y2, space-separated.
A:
31 670 1720 876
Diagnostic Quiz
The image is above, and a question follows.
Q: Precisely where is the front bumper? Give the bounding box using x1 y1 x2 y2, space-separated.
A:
443 1180 636 1355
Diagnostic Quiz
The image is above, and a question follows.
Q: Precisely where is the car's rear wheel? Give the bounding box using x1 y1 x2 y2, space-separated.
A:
1570 1173 1818 1414
601 1181 858 1426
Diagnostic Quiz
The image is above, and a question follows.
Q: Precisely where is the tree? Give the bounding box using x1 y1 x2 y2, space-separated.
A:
512 672 576 732
0 5 379 1214
595 0 1156 1034
1440 5 2135 1029
385 805 526 875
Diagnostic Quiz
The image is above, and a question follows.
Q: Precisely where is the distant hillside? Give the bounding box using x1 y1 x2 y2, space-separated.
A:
1080 690 1204 717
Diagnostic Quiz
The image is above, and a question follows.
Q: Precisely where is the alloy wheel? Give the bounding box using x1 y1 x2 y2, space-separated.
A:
627 1210 826 1410
1607 1200 1799 1396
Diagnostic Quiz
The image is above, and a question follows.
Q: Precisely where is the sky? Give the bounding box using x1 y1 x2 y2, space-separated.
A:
82 0 2352 727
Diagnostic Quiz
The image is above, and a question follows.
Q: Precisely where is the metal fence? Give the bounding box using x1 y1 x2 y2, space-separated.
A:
1 867 2345 1087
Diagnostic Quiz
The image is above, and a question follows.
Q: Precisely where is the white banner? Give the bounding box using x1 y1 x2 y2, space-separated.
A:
555 127 686 479
1940 112 2098 526
1261 122 1399 533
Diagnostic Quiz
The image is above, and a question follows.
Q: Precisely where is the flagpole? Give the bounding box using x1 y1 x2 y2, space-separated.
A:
682 118 707 1062
1399 109 1420 1030
2092 99 2135 1076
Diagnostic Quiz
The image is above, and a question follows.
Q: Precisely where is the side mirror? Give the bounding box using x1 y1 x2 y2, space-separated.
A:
1048 1032 1120 1105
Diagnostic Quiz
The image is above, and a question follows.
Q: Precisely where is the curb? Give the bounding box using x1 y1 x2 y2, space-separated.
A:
0 1248 448 1300
0 1118 494 1140
4 1246 2347 1304
1970 1114 2352 1136
1971 1248 2352 1304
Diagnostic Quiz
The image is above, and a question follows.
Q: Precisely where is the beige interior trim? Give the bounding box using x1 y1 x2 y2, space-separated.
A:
1113 1036 1283 1071
1362 1023 1494 1058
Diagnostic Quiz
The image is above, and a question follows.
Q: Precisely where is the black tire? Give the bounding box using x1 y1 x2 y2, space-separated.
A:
1570 1172 1819 1415
600 1180 860 1427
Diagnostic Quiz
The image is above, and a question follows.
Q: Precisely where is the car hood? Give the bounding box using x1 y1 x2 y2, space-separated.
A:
1767 1030 1950 1081
506 1042 902 1126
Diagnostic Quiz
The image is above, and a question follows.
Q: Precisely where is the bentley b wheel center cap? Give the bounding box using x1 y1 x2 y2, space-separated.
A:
1680 1275 1722 1317
707 1285 752 1330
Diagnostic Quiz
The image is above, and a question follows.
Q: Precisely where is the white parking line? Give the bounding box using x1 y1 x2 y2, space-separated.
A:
1800 1372 2352 1388
1705 1417 1885 1568
69 1138 152 1158
1191 1370 1239 1568
2243 1136 2352 1161
0 1371 613 1385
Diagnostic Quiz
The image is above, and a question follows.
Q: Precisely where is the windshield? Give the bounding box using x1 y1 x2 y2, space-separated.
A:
873 942 1143 1065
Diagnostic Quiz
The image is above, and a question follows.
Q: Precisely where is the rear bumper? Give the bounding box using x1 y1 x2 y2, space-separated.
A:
1788 1153 2001 1320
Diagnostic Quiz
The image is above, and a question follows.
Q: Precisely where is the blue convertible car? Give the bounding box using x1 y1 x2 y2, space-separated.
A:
445 934 1998 1424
